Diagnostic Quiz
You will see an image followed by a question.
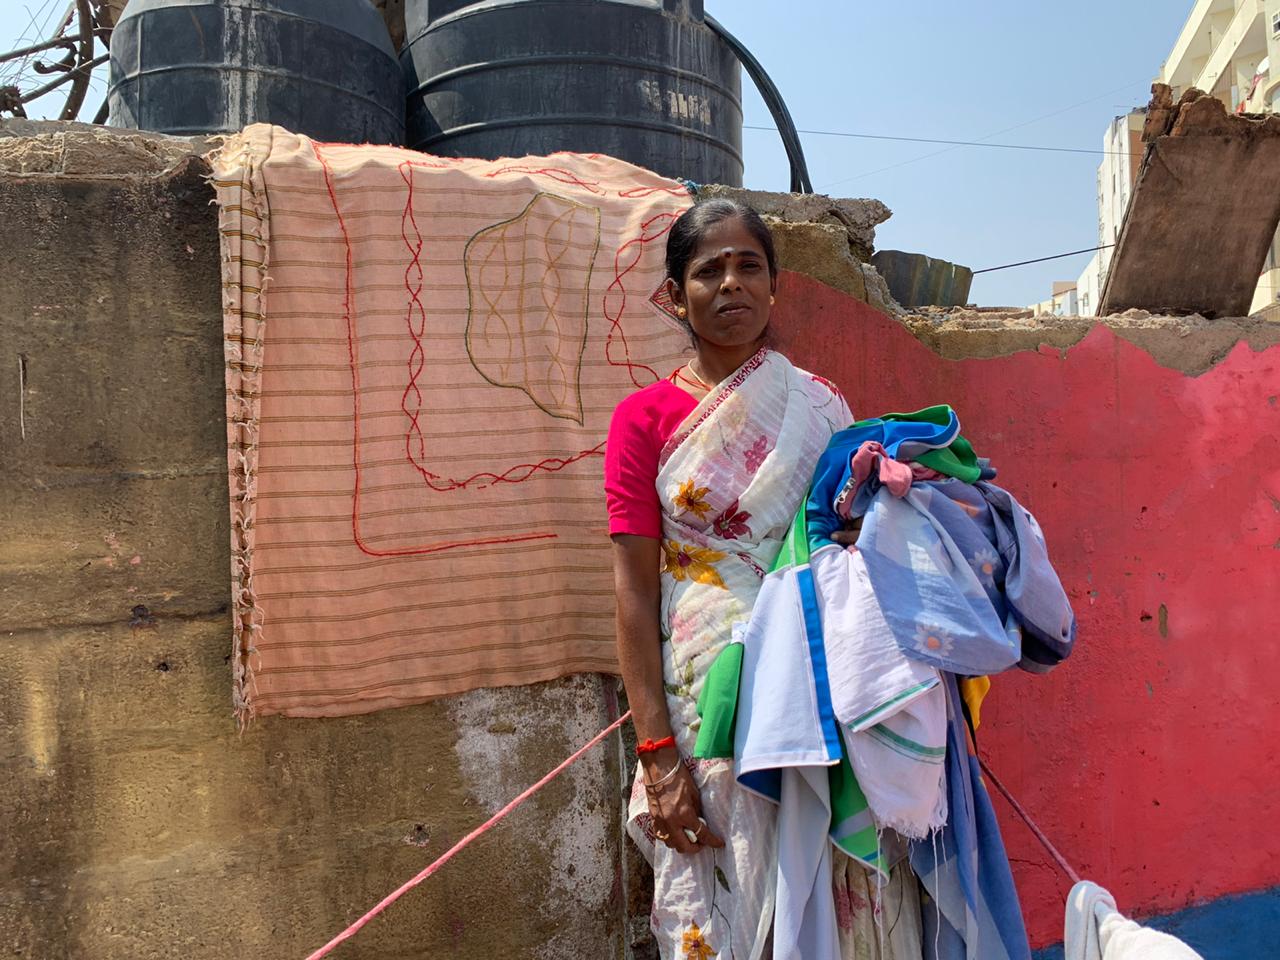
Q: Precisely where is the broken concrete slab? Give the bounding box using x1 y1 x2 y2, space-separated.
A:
871 249 973 309
772 220 901 315
1099 85 1280 319
695 183 891 264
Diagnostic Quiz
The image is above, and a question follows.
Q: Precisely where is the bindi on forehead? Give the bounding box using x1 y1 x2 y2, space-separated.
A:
693 246 761 268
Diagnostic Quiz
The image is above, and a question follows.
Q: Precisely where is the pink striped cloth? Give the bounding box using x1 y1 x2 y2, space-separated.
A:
213 125 693 720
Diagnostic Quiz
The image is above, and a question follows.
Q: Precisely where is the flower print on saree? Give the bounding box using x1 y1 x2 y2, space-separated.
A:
710 499 752 541
662 540 729 589
673 478 715 520
742 435 772 475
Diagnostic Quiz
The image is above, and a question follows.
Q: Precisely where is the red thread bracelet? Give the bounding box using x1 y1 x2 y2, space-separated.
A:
636 735 676 755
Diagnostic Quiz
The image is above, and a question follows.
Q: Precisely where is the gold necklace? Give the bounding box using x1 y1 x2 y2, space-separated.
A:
685 359 712 390
672 367 708 392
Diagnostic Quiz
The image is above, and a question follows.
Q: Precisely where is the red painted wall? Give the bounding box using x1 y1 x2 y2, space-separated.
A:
771 271 1280 948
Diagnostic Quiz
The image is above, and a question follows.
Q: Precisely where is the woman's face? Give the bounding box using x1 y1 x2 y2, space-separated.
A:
670 217 774 349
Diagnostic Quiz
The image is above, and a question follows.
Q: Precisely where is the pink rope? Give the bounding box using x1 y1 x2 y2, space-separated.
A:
304 709 632 960
978 754 1082 886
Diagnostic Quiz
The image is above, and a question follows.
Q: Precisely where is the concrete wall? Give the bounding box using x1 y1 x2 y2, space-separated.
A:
1100 89 1280 319
0 123 630 960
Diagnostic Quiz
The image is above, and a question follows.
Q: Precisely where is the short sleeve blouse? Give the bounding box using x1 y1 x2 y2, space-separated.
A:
603 378 699 538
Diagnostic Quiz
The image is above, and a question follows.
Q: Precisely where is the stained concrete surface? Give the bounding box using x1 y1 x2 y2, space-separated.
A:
0 120 212 178
0 123 629 959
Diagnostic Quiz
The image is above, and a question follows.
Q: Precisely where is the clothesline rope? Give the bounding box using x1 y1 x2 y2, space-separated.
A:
979 754 1083 886
300 709 1080 958
302 709 631 960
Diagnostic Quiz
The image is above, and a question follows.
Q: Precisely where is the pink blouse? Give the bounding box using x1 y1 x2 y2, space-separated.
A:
604 377 699 538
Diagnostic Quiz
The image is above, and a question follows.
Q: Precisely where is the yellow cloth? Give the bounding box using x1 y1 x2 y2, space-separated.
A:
960 675 992 730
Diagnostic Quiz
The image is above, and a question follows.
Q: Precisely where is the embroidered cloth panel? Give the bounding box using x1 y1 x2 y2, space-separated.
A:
214 125 692 719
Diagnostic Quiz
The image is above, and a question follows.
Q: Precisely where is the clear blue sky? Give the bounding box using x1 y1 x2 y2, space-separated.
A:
712 0 1193 306
2 0 1194 306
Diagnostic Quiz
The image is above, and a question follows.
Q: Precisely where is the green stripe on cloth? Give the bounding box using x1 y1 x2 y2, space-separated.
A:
866 723 947 761
847 678 939 730
829 741 886 877
693 641 744 759
772 502 811 572
697 497 902 877
875 406 983 483
914 434 982 484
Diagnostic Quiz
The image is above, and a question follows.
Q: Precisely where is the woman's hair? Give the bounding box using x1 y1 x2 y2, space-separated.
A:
664 198 778 286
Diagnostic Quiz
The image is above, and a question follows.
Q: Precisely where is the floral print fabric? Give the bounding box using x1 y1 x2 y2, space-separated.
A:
833 854 924 960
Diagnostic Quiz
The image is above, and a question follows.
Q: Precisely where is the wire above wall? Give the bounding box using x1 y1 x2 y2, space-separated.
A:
743 124 1130 157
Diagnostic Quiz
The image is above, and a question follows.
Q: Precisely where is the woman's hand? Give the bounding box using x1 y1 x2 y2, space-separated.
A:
643 748 725 855
830 514 864 547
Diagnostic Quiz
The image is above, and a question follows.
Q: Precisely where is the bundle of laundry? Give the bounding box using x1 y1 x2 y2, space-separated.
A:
693 405 1077 960
812 405 1076 678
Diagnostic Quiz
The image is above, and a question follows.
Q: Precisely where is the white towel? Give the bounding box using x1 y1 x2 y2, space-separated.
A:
1065 881 1203 960
735 561 841 778
774 766 840 960
811 545 947 837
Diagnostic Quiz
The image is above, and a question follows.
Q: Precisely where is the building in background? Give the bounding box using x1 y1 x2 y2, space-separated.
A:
1156 0 1280 315
1028 281 1079 317
1159 0 1276 112
1074 110 1147 316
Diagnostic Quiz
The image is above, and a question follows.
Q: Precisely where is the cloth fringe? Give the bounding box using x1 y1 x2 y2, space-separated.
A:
208 129 275 728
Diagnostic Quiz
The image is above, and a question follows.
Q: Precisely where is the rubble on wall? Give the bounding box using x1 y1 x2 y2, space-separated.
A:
0 120 207 178
697 183 890 263
903 304 1280 375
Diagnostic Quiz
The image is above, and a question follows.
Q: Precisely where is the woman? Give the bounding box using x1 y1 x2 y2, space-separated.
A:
605 199 890 959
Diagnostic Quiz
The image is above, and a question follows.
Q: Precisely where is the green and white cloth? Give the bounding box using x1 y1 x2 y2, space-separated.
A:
695 499 950 835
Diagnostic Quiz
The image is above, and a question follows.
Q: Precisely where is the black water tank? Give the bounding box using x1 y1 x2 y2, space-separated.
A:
108 0 404 144
402 0 742 185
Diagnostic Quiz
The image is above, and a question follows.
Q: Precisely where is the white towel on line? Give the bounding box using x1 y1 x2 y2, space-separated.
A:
1064 881 1204 960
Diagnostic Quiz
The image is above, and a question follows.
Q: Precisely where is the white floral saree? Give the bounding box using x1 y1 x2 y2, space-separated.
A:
627 348 851 960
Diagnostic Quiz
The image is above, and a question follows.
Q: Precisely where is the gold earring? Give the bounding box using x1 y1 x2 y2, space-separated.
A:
676 306 687 319
770 296 776 305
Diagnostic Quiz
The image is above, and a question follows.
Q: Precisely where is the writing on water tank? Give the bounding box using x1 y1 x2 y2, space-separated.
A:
638 80 714 126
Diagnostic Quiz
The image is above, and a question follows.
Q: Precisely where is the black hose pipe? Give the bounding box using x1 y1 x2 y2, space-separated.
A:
706 13 813 194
